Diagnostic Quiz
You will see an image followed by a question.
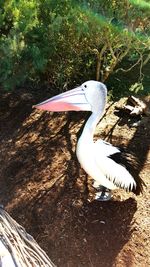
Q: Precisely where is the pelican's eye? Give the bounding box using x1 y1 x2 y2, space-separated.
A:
84 84 87 88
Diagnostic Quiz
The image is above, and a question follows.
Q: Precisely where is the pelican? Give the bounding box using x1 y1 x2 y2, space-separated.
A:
34 80 144 200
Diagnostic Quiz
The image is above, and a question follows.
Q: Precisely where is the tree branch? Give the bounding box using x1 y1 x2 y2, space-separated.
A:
143 52 150 66
115 55 142 73
95 44 108 81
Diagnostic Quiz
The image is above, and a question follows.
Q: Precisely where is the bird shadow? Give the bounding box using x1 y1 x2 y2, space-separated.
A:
76 197 137 267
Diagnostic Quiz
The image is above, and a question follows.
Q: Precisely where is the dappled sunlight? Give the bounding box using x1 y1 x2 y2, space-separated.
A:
0 89 149 266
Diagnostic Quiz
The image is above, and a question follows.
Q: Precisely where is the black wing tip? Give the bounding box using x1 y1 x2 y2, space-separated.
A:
132 178 146 195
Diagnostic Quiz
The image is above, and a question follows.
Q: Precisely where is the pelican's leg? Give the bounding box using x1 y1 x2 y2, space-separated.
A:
94 185 112 201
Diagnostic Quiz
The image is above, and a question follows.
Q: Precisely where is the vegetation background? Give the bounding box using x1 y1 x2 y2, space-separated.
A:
0 0 150 97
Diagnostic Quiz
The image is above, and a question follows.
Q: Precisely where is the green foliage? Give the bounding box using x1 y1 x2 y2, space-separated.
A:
129 82 143 94
0 0 150 92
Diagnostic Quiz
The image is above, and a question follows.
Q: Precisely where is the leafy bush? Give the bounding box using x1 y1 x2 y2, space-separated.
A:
0 0 150 92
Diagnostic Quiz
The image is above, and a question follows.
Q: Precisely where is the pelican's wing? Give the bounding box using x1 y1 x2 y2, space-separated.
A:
95 139 120 157
94 141 136 191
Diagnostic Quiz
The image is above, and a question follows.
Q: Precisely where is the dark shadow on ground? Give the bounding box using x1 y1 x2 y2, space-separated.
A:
12 195 137 267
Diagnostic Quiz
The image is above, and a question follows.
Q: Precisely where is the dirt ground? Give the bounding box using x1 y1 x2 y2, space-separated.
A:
0 88 149 267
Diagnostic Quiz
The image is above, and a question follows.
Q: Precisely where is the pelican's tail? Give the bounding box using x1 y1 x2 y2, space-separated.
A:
132 175 146 195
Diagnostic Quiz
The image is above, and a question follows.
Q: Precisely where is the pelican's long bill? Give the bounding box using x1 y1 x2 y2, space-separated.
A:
34 86 92 112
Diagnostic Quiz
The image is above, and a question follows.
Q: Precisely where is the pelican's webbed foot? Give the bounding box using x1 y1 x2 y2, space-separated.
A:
94 185 112 201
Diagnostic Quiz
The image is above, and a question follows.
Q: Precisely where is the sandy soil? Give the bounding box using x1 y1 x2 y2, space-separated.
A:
0 88 149 267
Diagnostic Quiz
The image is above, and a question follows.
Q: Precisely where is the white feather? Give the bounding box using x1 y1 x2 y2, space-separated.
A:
95 139 120 156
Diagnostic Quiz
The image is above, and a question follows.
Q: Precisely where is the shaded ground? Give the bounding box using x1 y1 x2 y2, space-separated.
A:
0 88 149 267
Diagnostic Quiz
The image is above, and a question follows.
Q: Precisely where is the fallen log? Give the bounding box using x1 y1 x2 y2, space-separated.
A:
115 95 150 127
0 206 56 267
116 96 150 117
124 96 149 116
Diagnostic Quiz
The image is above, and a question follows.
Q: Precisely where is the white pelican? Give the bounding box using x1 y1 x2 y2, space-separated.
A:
34 80 144 200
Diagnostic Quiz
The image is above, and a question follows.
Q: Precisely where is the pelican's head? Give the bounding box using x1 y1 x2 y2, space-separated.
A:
34 80 107 114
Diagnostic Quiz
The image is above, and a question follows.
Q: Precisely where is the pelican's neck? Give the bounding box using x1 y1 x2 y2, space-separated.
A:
78 86 107 144
79 108 105 143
